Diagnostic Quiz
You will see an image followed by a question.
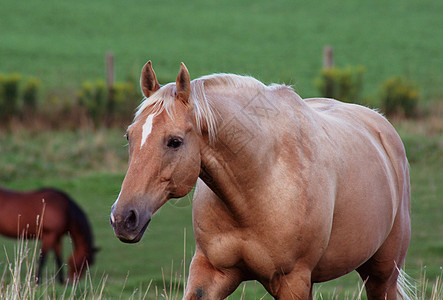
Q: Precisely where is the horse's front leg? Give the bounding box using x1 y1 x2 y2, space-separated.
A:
36 250 47 285
184 250 242 300
54 239 65 284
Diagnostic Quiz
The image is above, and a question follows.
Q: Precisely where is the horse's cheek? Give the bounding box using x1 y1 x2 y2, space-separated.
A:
177 167 200 196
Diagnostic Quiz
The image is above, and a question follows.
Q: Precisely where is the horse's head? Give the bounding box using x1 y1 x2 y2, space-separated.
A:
111 61 201 243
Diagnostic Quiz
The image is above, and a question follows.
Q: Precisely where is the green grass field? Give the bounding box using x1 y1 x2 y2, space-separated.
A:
1 0 442 102
0 0 442 298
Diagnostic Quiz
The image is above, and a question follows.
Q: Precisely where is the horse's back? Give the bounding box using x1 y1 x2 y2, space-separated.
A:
0 188 70 237
304 97 409 186
33 188 72 233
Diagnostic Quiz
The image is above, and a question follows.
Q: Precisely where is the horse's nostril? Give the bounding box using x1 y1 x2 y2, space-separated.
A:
125 209 138 230
110 213 115 227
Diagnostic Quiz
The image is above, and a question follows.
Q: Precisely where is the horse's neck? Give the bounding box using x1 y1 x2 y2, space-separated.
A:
73 244 89 258
69 212 93 258
70 230 92 265
198 87 311 217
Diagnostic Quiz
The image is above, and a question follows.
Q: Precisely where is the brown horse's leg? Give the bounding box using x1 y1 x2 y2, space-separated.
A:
38 233 59 284
184 250 242 300
36 250 47 284
54 239 64 284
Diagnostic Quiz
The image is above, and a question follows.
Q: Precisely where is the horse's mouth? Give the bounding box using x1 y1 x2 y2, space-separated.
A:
117 219 151 244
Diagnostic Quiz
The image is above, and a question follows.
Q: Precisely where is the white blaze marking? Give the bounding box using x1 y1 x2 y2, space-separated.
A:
113 190 122 207
140 114 155 149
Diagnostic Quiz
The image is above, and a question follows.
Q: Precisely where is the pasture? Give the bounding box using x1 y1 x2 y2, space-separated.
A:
0 0 442 298
0 122 441 298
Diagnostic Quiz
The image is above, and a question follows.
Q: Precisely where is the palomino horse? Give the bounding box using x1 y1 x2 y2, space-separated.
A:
0 187 97 284
111 61 411 299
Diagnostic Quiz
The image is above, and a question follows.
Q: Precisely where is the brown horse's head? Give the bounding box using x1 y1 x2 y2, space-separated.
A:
111 62 201 243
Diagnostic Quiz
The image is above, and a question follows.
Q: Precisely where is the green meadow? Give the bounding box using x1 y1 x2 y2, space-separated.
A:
0 0 442 298
1 0 442 101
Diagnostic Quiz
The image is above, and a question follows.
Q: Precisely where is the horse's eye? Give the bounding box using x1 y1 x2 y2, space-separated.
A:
167 137 183 149
124 133 129 142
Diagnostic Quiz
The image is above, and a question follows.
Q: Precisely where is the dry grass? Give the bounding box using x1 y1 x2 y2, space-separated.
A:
1 235 441 299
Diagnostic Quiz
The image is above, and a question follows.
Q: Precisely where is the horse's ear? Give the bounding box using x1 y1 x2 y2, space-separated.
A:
140 60 160 98
176 62 191 103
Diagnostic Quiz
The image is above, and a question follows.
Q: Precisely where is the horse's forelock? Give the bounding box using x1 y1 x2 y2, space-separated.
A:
132 80 219 143
134 83 176 121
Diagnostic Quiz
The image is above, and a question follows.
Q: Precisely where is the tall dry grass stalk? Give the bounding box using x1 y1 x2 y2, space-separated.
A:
0 235 108 300
416 268 443 300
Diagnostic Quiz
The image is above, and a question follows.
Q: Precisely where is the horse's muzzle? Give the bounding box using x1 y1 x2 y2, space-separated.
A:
110 206 151 243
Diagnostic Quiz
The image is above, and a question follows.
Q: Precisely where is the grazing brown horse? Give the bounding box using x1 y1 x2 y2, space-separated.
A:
0 187 97 284
110 61 411 299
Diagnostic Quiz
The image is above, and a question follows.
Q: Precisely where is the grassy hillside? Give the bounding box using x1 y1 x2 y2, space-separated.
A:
1 0 442 102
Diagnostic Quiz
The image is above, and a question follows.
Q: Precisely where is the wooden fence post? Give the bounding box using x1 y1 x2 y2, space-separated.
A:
323 46 334 69
106 52 115 126
106 52 114 89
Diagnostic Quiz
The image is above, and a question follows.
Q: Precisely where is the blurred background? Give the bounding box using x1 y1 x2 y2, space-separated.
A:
0 0 441 298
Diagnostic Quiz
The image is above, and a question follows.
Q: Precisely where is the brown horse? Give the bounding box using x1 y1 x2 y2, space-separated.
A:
110 61 411 299
0 187 97 284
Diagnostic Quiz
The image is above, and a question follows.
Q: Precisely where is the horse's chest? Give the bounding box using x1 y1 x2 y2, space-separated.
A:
195 226 241 269
197 225 294 279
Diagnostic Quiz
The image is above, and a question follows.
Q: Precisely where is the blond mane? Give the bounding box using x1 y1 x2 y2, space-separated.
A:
134 73 287 143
